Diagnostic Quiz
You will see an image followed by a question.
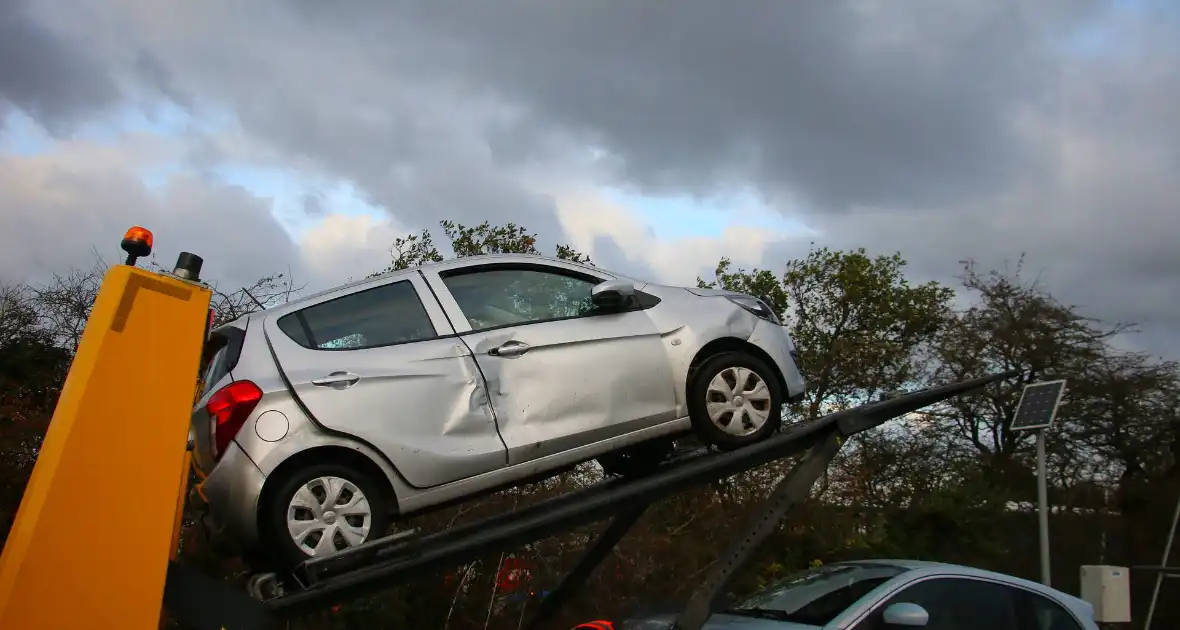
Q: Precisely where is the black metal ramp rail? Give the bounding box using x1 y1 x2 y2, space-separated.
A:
257 369 1020 625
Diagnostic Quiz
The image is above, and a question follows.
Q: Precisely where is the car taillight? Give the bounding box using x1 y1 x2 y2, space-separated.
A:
207 380 262 460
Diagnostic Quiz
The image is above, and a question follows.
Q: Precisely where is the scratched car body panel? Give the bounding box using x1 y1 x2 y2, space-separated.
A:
190 254 807 564
265 327 504 488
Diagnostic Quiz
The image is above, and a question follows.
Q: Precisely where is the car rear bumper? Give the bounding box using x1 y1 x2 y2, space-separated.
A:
190 440 266 555
747 318 807 402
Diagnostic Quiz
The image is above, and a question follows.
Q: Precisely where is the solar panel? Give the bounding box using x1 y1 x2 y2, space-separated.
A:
1010 379 1067 431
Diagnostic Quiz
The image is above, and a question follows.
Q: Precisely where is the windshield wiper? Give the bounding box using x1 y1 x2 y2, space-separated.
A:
722 607 794 621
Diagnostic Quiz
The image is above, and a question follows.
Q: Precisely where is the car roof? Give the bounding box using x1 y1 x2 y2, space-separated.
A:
831 559 1094 617
242 253 619 321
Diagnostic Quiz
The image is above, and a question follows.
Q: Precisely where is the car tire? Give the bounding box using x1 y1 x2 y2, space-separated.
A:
688 351 783 451
597 438 675 477
260 461 393 572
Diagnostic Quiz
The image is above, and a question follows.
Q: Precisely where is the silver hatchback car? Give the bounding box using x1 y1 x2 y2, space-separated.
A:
190 254 806 569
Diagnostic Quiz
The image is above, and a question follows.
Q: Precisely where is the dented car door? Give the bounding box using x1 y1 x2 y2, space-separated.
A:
421 261 678 466
263 272 508 488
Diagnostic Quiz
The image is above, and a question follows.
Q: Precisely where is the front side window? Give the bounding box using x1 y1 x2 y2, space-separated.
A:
726 562 910 627
441 267 600 330
856 577 1020 630
277 280 437 350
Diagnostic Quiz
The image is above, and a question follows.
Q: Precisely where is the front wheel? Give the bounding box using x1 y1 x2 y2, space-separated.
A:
687 351 783 450
260 462 393 572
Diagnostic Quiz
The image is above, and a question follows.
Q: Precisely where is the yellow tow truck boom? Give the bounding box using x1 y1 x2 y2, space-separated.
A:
0 227 212 629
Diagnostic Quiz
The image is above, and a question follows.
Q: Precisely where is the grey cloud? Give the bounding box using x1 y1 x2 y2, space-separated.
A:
163 179 308 294
143 8 573 249
0 0 121 132
294 0 1089 210
11 0 577 271
0 152 305 296
799 6 1180 356
590 234 658 283
301 191 326 218
6 0 1180 355
133 51 193 110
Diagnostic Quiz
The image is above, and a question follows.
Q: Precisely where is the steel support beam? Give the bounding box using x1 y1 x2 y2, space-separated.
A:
675 433 844 630
268 371 1019 617
526 505 648 630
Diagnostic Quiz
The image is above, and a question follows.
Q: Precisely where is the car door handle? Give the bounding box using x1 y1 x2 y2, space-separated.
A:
488 341 531 358
311 372 361 387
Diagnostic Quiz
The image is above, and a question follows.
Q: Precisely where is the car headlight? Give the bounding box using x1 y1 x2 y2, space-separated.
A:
726 295 782 325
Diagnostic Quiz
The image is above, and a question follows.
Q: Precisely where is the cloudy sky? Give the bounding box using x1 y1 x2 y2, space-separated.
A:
2 0 1178 354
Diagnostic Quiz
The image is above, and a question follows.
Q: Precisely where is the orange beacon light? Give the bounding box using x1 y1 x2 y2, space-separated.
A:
121 225 154 266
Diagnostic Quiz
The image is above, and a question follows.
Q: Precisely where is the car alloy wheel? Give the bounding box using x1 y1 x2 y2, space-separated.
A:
286 475 373 557
688 351 783 450
706 366 773 437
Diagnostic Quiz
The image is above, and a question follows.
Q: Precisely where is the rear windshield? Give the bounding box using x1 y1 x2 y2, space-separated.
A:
198 324 245 397
199 343 229 398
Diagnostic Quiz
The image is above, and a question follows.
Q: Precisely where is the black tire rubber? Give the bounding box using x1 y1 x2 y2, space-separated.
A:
687 351 784 451
597 438 675 477
259 461 393 573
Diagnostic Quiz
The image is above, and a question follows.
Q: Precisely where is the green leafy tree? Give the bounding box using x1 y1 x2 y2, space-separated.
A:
697 258 788 319
1066 352 1180 484
923 259 1127 465
782 247 953 417
701 247 954 419
374 230 447 275
366 220 597 331
371 220 593 278
0 283 71 545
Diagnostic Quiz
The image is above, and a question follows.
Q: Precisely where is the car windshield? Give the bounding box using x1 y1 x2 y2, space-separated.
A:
727 562 910 627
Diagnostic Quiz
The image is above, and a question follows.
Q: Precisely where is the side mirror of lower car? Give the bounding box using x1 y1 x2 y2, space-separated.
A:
590 280 636 310
882 602 929 627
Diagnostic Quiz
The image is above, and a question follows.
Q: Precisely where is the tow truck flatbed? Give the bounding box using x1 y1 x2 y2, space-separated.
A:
216 370 1018 628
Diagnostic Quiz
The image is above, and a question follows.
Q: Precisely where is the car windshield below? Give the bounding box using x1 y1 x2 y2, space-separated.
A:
725 562 910 627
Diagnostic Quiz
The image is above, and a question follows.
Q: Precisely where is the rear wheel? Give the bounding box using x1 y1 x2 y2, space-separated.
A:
260 462 393 572
688 351 783 450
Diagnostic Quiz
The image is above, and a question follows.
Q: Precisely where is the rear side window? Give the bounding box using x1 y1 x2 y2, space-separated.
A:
277 280 437 350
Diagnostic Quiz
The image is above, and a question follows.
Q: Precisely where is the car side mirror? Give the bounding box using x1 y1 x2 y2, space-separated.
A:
882 602 929 627
590 280 635 310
